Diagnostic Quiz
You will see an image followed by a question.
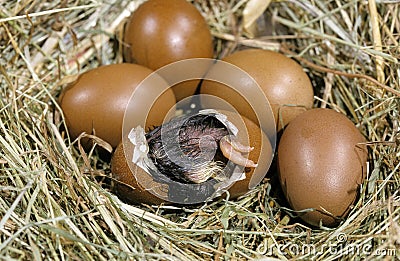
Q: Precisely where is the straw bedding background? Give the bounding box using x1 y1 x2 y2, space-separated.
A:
0 0 399 260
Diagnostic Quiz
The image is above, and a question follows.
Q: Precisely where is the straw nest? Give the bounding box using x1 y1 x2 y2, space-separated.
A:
0 0 399 260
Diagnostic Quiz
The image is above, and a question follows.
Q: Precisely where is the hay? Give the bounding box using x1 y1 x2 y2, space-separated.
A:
0 0 399 260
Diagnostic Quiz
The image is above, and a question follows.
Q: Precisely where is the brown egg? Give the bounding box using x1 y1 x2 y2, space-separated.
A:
111 141 166 205
278 108 368 227
218 110 274 199
59 63 176 148
201 49 314 130
123 0 213 71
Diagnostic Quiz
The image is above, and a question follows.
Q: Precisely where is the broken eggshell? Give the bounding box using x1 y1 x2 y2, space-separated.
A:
112 109 272 205
112 110 245 204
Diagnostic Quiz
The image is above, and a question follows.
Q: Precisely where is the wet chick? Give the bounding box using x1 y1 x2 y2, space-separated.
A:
145 112 256 184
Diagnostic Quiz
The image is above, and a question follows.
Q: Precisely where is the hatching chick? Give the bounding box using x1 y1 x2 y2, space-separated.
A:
146 112 256 184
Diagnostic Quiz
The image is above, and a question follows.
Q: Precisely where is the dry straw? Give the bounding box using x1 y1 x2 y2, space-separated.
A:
0 0 399 260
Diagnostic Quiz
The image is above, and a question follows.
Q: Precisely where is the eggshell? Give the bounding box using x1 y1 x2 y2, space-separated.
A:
200 49 314 131
123 0 213 71
278 108 368 227
59 63 176 148
218 110 274 199
111 141 166 205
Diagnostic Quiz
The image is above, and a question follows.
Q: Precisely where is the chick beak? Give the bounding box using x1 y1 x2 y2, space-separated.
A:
219 136 258 168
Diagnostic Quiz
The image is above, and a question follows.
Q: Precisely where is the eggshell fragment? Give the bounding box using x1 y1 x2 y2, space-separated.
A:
278 108 368 227
59 63 176 148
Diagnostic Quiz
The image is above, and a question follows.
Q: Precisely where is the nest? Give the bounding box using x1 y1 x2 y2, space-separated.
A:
0 0 399 260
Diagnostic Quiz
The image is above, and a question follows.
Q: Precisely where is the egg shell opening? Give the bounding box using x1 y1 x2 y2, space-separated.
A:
112 109 274 204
